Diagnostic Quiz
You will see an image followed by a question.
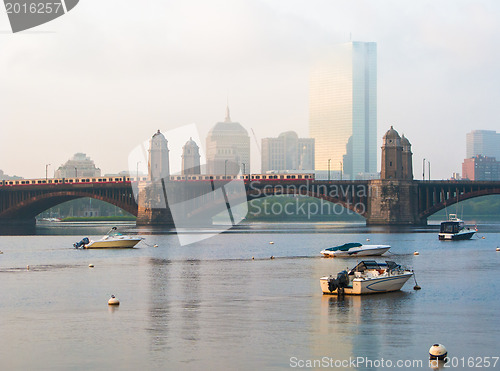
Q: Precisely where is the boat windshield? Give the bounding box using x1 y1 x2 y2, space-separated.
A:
349 260 380 274
326 242 362 252
440 222 461 234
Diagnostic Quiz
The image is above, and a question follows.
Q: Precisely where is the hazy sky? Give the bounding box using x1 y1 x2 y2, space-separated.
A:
1 0 500 179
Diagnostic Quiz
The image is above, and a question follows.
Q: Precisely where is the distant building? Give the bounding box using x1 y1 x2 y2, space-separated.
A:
148 130 170 181
55 153 101 178
462 155 500 181
380 126 413 180
309 41 377 179
466 130 500 159
182 138 201 175
206 107 250 175
261 131 314 173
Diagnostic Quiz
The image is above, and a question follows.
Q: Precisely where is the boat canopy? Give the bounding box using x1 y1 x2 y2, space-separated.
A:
325 242 363 252
349 260 381 273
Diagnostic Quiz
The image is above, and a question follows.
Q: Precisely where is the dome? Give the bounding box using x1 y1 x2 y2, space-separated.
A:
401 134 411 147
152 129 167 141
383 126 401 140
183 137 199 149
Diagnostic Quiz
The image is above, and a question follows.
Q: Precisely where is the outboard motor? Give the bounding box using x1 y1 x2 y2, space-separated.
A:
74 237 90 248
337 270 349 288
327 276 338 293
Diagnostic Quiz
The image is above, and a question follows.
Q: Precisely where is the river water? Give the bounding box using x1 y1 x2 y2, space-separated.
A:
0 222 499 370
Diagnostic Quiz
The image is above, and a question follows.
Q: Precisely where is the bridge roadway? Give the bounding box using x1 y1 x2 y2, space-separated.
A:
1 178 499 226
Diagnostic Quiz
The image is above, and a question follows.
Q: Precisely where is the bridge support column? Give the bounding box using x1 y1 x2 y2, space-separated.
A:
366 180 427 225
135 181 175 226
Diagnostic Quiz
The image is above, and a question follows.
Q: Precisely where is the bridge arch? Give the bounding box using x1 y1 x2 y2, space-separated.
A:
419 183 500 219
0 190 137 220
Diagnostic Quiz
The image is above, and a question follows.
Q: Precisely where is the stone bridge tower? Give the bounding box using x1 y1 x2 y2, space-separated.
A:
367 126 424 225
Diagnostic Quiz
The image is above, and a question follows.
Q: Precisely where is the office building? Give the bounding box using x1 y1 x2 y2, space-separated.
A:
466 130 500 159
206 107 250 175
462 155 500 181
261 131 314 173
309 41 377 179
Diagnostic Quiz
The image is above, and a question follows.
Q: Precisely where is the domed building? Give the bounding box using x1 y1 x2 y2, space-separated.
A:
381 126 413 180
54 153 101 178
148 130 170 181
206 107 250 175
182 138 201 175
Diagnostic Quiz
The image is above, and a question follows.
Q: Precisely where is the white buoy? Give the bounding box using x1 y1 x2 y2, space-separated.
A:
153 244 158 247
366 238 370 241
0 251 3 254
269 241 274 245
252 256 254 260
414 251 419 256
108 295 120 306
496 247 500 252
429 344 447 360
89 264 94 268
27 265 30 270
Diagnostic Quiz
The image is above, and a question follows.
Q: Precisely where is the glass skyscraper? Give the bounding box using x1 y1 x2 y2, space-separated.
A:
466 130 500 160
309 41 377 179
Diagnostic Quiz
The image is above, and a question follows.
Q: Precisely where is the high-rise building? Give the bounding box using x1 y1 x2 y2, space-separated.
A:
309 41 377 179
206 107 250 175
182 138 201 175
261 131 314 173
54 153 101 178
148 130 170 180
466 130 500 159
462 155 500 181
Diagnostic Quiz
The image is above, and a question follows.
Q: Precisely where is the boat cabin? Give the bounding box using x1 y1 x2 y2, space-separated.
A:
440 221 463 234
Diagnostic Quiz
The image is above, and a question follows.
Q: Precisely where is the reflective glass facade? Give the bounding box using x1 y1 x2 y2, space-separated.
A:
309 42 377 179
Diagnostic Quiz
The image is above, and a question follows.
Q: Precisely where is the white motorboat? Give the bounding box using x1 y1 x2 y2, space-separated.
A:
320 260 414 295
438 214 476 240
320 243 391 257
74 227 143 249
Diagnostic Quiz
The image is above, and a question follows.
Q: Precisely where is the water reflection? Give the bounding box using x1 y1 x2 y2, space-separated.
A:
318 291 415 368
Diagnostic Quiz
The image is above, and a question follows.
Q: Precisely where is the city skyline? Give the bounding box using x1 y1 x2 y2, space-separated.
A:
2 1 500 179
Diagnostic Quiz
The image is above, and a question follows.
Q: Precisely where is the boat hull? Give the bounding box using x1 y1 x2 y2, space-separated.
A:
85 238 142 249
320 273 413 295
438 231 475 240
321 246 390 257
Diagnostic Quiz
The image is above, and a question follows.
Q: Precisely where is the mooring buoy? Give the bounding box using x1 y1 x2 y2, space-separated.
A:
89 264 94 268
414 251 419 256
270 256 274 260
154 244 158 247
269 241 274 245
108 295 120 306
429 344 447 360
496 247 500 252
366 238 370 241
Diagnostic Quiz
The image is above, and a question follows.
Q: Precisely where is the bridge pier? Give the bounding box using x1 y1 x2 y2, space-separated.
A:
366 180 427 225
135 182 175 226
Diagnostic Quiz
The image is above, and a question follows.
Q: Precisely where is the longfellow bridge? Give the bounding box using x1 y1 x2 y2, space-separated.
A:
1 177 499 226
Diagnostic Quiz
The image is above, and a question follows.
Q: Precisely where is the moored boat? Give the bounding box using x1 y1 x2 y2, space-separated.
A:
438 214 476 240
320 243 390 257
74 227 143 249
320 260 414 295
